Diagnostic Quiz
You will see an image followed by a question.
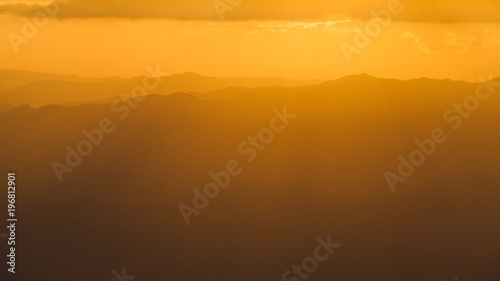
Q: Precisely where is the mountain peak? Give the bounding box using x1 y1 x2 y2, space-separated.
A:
319 73 380 87
181 72 203 77
337 73 378 82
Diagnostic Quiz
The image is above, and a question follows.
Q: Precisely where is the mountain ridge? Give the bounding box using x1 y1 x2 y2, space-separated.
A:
1 70 498 107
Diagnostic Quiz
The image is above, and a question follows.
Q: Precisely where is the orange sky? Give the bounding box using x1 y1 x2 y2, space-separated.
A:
1 0 499 81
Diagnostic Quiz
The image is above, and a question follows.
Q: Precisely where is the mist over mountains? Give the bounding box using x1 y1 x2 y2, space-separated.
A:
0 70 322 107
0 73 499 281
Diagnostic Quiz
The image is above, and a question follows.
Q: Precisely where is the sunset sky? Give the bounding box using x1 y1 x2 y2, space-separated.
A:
1 0 499 81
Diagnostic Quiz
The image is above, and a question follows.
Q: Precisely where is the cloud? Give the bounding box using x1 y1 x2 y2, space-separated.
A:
444 33 471 53
0 0 499 22
402 31 431 53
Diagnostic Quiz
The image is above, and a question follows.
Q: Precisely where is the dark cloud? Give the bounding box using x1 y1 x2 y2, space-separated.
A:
0 0 499 22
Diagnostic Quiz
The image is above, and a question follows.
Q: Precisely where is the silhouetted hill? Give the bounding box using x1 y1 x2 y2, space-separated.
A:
331 73 380 83
187 86 281 100
0 80 123 107
118 72 322 96
0 77 499 281
0 70 322 107
0 69 125 90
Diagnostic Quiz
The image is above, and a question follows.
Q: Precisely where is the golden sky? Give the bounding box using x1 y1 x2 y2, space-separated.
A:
1 0 499 81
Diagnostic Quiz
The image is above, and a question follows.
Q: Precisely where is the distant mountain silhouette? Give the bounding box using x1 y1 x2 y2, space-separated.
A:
118 72 322 97
0 80 123 107
4 70 497 108
187 86 282 100
0 70 322 107
330 73 380 83
0 69 125 90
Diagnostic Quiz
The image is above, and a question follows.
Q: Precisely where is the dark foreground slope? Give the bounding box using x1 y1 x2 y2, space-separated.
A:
0 78 499 281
